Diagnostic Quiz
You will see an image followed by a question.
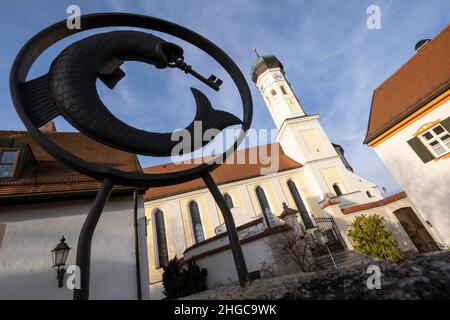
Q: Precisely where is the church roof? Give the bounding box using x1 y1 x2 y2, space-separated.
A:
0 131 141 202
143 143 301 201
250 54 284 83
364 24 450 144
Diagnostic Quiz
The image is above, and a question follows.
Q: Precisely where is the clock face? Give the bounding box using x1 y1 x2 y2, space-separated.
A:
273 73 282 81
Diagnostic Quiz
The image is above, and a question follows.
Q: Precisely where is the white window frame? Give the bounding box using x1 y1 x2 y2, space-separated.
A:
419 123 450 158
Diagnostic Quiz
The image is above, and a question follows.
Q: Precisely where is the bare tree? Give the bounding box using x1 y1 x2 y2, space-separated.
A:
266 230 317 272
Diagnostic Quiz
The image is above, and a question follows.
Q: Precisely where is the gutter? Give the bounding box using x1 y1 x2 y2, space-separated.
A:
133 189 142 300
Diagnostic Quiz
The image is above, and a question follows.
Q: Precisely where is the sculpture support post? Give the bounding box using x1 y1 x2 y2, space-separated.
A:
74 177 114 300
202 171 248 286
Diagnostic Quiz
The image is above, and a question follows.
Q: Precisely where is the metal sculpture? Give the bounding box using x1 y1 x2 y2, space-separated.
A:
10 13 252 300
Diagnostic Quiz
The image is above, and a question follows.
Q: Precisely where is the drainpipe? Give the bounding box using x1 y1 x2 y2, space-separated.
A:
133 190 142 300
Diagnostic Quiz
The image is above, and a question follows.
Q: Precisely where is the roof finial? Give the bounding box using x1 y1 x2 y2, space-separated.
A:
252 48 260 58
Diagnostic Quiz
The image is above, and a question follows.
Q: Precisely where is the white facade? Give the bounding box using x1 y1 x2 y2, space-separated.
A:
373 100 450 247
0 195 150 300
322 195 419 252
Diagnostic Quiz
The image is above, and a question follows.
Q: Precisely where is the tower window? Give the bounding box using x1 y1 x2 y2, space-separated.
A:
0 149 19 178
333 183 343 196
154 209 169 268
255 186 276 227
271 89 277 96
280 85 287 95
366 191 374 198
189 201 205 243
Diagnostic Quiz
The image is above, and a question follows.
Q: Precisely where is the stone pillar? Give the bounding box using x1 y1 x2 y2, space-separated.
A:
320 196 354 250
279 202 303 235
278 203 318 272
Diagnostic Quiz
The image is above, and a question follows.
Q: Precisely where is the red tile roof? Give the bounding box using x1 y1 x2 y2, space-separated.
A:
0 131 141 200
143 143 301 201
364 24 450 144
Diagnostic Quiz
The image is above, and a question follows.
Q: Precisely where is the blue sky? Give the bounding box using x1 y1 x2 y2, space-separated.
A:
0 0 449 195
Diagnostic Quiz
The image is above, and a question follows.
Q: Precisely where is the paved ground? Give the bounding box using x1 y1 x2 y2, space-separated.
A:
181 251 450 300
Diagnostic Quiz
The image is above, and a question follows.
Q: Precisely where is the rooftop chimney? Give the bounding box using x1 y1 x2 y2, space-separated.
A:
39 121 57 133
415 39 431 52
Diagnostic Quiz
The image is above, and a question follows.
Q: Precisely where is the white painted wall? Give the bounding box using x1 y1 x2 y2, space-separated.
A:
182 220 276 289
0 195 149 300
323 196 419 253
374 103 450 247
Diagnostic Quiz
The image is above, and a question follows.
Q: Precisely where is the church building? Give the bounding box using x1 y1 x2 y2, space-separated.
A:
143 53 419 299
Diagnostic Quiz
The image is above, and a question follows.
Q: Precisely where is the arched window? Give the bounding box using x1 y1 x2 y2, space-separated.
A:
333 183 343 196
271 89 277 96
280 85 287 95
287 180 314 229
189 201 205 243
366 190 374 198
255 186 276 227
154 209 168 268
223 193 234 209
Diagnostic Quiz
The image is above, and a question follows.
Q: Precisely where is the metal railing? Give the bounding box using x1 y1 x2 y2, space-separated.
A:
313 216 347 250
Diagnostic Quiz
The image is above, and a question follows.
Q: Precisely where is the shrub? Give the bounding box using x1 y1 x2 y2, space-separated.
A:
162 257 207 299
348 214 401 261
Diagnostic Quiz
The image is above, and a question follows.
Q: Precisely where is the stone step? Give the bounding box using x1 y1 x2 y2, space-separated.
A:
315 250 371 270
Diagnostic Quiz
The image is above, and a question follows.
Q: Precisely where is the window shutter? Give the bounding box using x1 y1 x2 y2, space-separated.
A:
407 137 434 163
440 116 450 132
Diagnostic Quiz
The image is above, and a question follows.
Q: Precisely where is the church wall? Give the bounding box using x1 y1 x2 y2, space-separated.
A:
144 168 306 292
324 197 419 253
0 195 147 299
374 101 450 247
277 172 320 220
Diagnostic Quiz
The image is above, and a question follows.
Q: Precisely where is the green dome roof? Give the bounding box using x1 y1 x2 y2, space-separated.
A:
250 55 284 83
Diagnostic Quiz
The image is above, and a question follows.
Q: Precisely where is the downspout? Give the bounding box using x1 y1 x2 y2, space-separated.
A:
133 189 142 300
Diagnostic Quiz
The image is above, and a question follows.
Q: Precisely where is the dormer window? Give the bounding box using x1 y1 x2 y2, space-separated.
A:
0 149 19 178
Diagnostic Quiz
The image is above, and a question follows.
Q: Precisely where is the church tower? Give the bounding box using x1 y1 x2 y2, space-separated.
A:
250 52 305 129
250 51 383 207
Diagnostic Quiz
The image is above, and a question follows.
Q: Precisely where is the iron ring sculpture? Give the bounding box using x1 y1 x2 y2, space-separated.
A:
10 13 253 188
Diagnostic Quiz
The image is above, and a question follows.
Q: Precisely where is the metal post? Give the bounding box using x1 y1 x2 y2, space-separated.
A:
202 172 248 286
74 177 114 300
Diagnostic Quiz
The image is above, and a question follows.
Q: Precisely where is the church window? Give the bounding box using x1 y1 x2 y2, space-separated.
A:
255 186 276 227
0 149 19 178
280 85 287 95
333 183 343 196
189 201 205 243
223 193 234 208
154 209 168 268
287 180 314 229
271 89 277 96
366 190 374 198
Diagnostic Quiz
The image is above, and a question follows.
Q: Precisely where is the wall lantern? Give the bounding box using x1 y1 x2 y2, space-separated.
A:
51 236 71 288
